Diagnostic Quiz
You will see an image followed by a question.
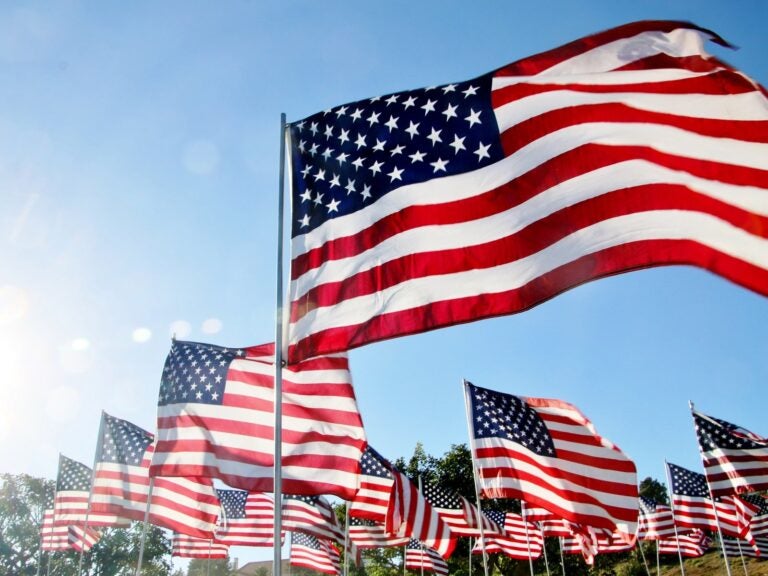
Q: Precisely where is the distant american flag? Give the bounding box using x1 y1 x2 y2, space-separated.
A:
282 494 344 545
67 525 100 553
473 509 543 561
347 517 408 549
637 496 676 540
151 340 366 499
722 536 768 558
742 494 768 537
171 533 229 559
349 446 394 523
421 482 501 538
286 20 768 363
466 382 638 534
216 489 277 547
405 540 449 576
290 532 341 576
693 409 768 497
53 455 129 528
657 530 711 557
90 412 220 539
40 510 71 551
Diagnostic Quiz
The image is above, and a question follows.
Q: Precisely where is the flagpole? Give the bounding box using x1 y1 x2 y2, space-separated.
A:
734 538 748 576
343 504 350 576
402 544 406 576
36 500 45 576
273 112 289 576
417 477 424 576
656 540 660 576
78 411 106 576
461 380 489 576
134 477 154 576
207 540 212 576
558 537 566 576
468 537 472 576
663 459 686 576
636 540 651 576
520 501 535 576
689 402 732 576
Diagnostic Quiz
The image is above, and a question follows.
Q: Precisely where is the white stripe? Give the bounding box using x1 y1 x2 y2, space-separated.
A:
290 211 768 342
495 87 768 129
495 67 707 87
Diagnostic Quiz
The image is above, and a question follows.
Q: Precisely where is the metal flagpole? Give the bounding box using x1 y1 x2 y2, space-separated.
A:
656 540 660 576
520 501 535 576
273 112 289 576
461 380 489 576
207 540 212 576
637 540 651 576
344 504 350 576
663 459 686 576
36 501 44 576
468 537 473 576
688 402 732 576
734 538 748 576
403 544 407 576
78 411 106 576
558 537 566 576
134 477 154 576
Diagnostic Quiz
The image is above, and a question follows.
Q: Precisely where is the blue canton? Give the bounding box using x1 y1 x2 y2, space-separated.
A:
217 489 248 519
289 73 503 237
667 463 709 498
98 414 153 465
694 412 766 451
292 531 322 549
360 446 393 479
467 382 556 457
57 456 92 492
158 341 245 407
483 509 507 530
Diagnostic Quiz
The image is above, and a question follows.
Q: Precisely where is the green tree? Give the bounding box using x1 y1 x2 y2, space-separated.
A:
639 476 668 505
187 557 231 575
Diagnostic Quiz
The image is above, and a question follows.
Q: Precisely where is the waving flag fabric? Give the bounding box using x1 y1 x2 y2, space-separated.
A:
466 382 638 534
421 482 501 537
151 340 366 499
172 533 229 559
290 532 341 576
282 494 344 544
743 494 768 537
637 496 676 540
216 489 278 546
722 536 768 558
406 540 449 575
388 471 456 559
90 412 220 539
41 510 71 551
53 455 129 528
474 509 544 561
67 525 100 553
657 530 711 557
286 19 768 363
349 446 395 523
348 517 409 548
692 409 768 497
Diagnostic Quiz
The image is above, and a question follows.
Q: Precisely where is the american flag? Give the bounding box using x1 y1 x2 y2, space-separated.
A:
290 532 341 576
521 506 574 538
90 412 220 539
215 489 278 547
150 340 366 499
466 382 638 534
67 525 100 553
473 509 543 561
171 533 229 559
657 530 711 557
347 517 409 549
561 530 634 557
637 496 676 540
722 536 768 558
405 540 449 576
53 455 130 528
421 482 501 537
40 510 71 551
282 494 344 545
693 409 768 497
742 494 768 538
286 19 768 363
349 446 395 523
388 470 456 559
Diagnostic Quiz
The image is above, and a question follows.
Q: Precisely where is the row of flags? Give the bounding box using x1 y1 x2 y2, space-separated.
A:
38 17 768 573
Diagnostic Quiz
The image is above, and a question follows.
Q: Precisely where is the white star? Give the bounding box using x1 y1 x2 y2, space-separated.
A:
336 151 349 164
430 158 449 173
324 125 334 139
352 157 365 170
327 198 340 213
462 85 479 98
450 134 466 154
402 95 417 109
384 115 399 132
338 128 350 144
421 99 437 114
385 94 399 105
350 108 364 121
309 122 319 136
295 120 305 132
329 173 341 188
297 139 306 152
313 192 324 205
427 128 443 146
465 109 482 127
390 144 405 156
308 143 319 157
474 142 491 161
405 121 420 139
442 83 457 93
387 166 404 182
366 111 381 126
321 147 334 160
369 160 384 175
442 103 458 121
335 105 348 117
361 184 372 200
409 150 426 163
300 165 313 177
372 138 386 152
345 178 357 194
314 168 326 181
355 133 366 150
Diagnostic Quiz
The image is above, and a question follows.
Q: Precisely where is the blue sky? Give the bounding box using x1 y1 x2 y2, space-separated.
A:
1 0 766 567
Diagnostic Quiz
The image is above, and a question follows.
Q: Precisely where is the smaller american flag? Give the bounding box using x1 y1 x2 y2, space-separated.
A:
54 455 129 528
473 509 543 561
722 536 768 558
216 489 278 547
348 517 409 549
40 510 70 552
742 494 768 537
282 494 344 544
172 533 229 559
388 470 456 559
67 525 100 553
637 496 676 540
693 409 768 497
349 446 394 523
658 530 711 558
406 540 449 576
290 532 341 576
421 482 501 537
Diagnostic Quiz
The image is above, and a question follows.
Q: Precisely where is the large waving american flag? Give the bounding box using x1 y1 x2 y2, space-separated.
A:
286 20 768 363
692 408 768 497
150 340 366 499
465 382 638 535
90 412 220 539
